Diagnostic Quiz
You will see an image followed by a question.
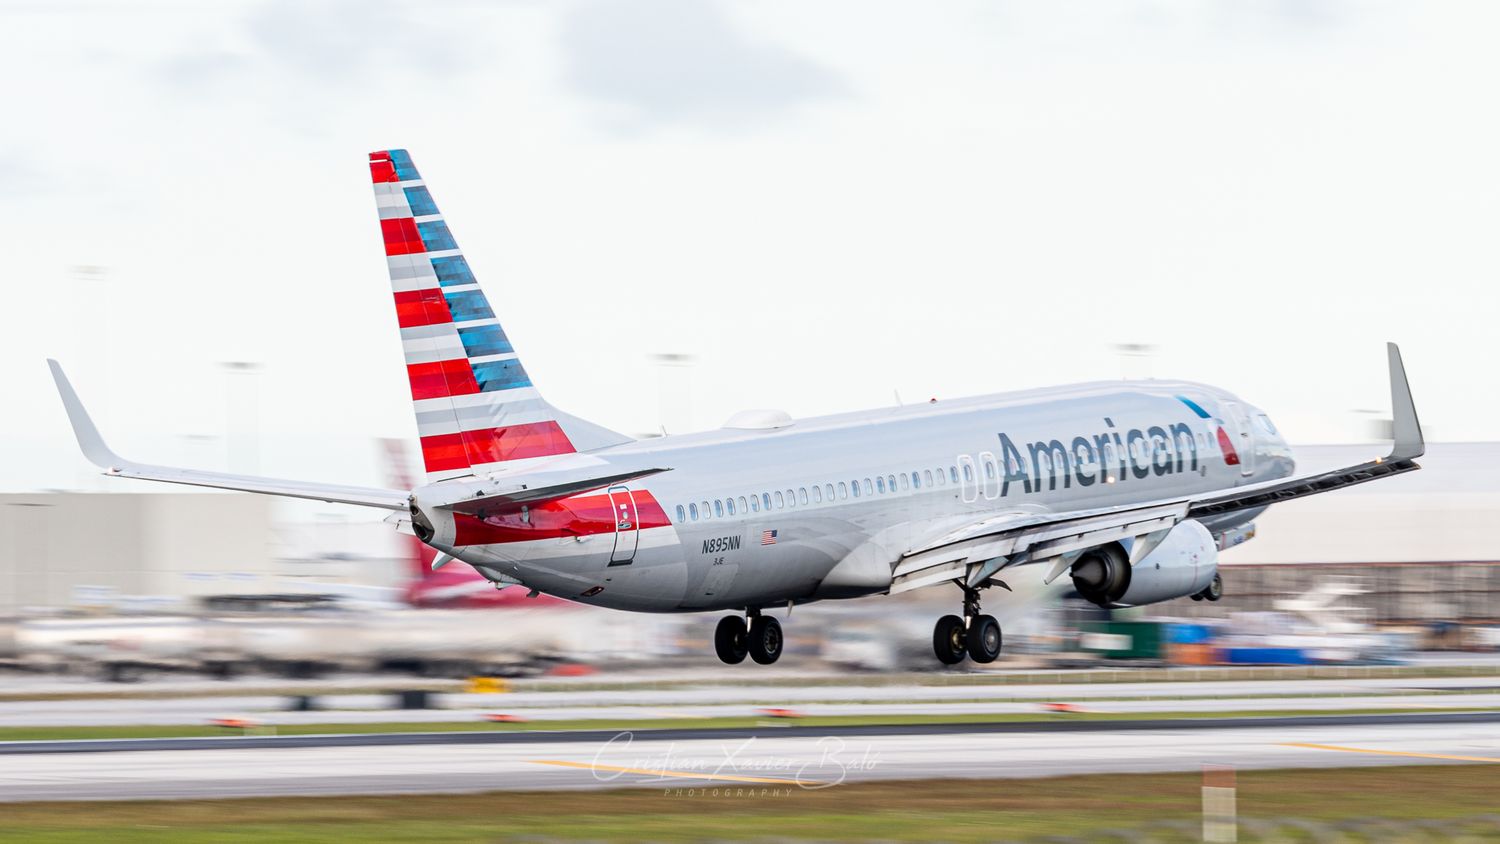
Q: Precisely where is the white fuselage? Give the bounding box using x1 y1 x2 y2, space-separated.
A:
424 379 1294 613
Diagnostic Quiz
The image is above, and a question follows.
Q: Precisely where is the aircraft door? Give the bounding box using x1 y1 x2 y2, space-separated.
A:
1222 402 1256 477
607 485 640 565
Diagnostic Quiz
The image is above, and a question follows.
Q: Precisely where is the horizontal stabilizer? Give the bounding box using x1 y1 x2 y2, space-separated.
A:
49 360 409 510
438 467 672 515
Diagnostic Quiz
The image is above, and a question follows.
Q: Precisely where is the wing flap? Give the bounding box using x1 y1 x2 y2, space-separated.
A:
893 502 1186 594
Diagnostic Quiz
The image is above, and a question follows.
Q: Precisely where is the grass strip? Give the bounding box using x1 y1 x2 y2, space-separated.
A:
1 765 1499 841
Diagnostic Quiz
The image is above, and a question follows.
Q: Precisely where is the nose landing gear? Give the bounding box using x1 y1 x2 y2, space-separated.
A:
714 610 784 665
932 585 1002 666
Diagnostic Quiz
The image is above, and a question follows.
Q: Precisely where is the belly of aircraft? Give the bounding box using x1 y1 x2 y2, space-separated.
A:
452 521 847 613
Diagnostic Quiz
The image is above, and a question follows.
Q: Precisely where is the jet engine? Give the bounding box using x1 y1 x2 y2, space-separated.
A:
1069 519 1218 608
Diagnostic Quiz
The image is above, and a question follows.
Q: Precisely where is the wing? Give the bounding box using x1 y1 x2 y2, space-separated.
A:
49 360 409 510
892 343 1422 594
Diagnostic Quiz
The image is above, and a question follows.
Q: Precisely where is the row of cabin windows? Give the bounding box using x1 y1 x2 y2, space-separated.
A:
673 464 964 523
670 431 1220 523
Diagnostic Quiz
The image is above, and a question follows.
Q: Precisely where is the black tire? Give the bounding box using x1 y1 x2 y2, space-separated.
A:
1190 593 1204 602
967 614 1002 664
1204 572 1223 602
932 615 967 665
748 615 783 665
714 615 748 664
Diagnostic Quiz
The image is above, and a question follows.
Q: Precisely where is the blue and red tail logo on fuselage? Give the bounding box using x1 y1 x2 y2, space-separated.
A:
1177 395 1240 466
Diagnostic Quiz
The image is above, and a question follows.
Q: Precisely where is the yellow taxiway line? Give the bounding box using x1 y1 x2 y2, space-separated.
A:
1281 742 1500 764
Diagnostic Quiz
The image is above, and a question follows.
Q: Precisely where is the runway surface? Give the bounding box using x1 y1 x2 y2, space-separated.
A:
4 712 1500 801
5 675 1499 727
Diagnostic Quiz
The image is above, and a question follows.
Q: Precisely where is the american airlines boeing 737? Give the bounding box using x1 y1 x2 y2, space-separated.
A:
49 149 1424 667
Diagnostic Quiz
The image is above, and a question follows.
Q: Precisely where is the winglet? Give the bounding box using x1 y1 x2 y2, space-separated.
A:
1386 342 1424 462
47 360 128 472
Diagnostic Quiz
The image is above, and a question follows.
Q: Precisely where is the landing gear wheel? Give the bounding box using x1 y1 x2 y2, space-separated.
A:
748 615 784 665
1191 593 1204 602
933 614 967 665
714 615 748 664
1203 572 1223 602
967 614 1002 664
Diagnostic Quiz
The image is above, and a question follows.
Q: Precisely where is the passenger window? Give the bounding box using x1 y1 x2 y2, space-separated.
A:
984 461 995 480
935 468 945 486
775 491 785 509
714 499 724 518
825 483 834 501
950 466 959 484
852 480 861 498
876 476 886 494
786 489 796 507
863 478 873 496
923 469 933 487
676 504 685 522
838 481 848 499
689 503 699 520
701 501 710 519
750 495 760 513
962 464 973 482
763 493 772 510
912 472 920 489
727 497 736 515
899 473 909 490
812 486 822 504
798 487 808 505
738 496 748 513
887 474 896 492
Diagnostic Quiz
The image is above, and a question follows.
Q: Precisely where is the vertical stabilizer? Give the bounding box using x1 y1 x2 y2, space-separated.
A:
369 149 631 481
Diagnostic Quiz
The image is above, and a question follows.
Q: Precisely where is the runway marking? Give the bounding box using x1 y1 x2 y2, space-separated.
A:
527 759 818 786
1281 742 1500 763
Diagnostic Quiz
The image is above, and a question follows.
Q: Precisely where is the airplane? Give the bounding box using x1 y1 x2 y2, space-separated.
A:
48 148 1424 668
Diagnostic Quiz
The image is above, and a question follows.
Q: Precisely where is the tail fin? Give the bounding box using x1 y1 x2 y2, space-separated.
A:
369 149 630 482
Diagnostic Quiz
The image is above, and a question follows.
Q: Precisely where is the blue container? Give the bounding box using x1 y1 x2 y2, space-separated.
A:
1223 647 1310 665
1166 623 1213 645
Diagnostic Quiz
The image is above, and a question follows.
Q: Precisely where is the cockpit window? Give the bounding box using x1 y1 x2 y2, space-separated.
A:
1256 414 1278 436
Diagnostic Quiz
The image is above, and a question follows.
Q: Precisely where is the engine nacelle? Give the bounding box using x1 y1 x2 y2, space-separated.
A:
1070 520 1218 608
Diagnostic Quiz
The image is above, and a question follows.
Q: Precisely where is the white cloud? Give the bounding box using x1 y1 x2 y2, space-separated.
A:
559 0 850 131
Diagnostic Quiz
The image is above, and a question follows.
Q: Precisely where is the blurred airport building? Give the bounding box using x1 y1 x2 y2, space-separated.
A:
1207 443 1500 624
0 493 275 612
0 493 405 614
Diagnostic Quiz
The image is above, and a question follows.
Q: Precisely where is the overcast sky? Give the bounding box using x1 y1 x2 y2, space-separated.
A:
3 1 1497 496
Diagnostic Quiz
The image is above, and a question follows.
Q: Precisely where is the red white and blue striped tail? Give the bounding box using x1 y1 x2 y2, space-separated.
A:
370 149 631 482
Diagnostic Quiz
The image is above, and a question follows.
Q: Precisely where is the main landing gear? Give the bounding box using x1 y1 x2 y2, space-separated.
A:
933 585 1002 666
1190 572 1224 602
714 610 783 665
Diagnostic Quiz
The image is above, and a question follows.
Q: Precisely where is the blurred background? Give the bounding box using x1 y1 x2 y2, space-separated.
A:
3 3 1500 839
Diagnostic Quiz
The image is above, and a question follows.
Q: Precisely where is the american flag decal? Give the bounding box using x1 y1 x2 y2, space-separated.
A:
760 529 778 546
